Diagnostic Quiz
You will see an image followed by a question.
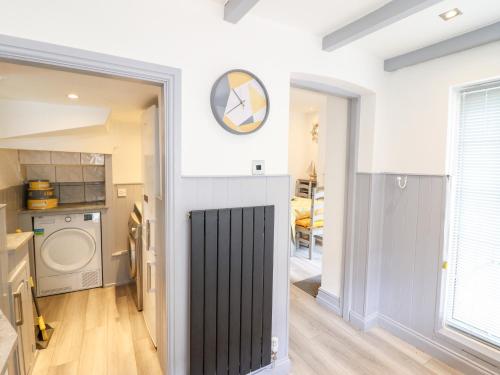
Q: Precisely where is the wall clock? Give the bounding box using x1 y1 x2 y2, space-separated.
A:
210 69 270 134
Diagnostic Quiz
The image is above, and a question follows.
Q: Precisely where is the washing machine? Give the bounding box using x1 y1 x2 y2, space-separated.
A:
34 212 102 297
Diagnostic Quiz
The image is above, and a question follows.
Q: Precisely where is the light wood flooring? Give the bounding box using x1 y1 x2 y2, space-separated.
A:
31 284 162 375
290 252 322 284
31 268 462 375
289 260 462 374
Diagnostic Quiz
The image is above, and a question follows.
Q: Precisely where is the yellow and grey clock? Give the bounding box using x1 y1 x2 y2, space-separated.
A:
210 69 270 134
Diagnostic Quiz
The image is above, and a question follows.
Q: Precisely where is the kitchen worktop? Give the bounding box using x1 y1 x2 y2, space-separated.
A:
5 232 33 252
0 309 17 375
20 202 108 215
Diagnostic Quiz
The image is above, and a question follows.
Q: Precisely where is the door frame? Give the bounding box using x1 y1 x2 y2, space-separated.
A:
0 34 181 374
290 78 361 322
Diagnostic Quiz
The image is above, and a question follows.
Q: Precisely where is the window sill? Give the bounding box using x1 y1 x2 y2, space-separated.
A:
436 326 500 368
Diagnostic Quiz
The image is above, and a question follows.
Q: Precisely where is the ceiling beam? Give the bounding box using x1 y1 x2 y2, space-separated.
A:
322 0 443 52
224 0 260 24
385 21 500 71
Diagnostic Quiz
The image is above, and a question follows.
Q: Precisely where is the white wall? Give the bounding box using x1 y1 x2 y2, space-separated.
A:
288 109 320 189
0 149 23 189
0 0 386 177
373 41 500 175
320 96 349 298
0 121 142 184
0 100 110 138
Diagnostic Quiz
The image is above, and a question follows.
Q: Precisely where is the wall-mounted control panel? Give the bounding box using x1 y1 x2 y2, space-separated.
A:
252 160 265 175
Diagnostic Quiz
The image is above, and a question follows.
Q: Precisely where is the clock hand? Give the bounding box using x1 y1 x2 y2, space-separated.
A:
233 89 244 105
226 99 247 115
226 101 243 115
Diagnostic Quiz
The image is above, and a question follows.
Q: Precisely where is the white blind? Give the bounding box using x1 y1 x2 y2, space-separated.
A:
446 83 500 348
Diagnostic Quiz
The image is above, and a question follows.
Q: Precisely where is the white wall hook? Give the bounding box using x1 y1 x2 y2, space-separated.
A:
397 175 408 189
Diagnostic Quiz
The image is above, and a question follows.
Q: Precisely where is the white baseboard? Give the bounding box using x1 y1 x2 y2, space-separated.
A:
103 279 131 288
316 288 341 316
349 310 378 331
377 313 497 375
251 357 291 375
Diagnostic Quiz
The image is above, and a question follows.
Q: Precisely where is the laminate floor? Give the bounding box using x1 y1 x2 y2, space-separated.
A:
290 246 322 284
288 285 462 375
31 285 162 375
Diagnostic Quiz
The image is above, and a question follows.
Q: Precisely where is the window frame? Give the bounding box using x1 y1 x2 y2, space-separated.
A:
436 81 500 368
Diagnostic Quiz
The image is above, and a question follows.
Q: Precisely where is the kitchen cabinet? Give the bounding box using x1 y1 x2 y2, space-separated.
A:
8 259 35 375
4 231 36 375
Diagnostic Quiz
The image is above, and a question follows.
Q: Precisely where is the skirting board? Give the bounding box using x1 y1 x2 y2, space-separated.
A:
103 279 132 288
250 357 291 375
377 314 498 375
349 311 378 331
316 288 341 316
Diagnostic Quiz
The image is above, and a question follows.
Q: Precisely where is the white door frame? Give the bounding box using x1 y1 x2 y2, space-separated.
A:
0 34 181 374
290 77 361 322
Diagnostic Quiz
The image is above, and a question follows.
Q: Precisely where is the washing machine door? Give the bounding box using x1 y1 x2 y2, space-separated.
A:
129 234 137 279
40 228 96 273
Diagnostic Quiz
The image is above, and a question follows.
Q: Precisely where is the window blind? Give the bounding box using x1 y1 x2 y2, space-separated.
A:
446 83 500 348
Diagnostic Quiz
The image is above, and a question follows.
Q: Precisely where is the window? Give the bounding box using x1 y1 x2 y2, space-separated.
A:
446 82 500 348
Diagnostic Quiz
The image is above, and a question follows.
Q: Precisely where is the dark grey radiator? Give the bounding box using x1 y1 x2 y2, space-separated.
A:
190 206 275 375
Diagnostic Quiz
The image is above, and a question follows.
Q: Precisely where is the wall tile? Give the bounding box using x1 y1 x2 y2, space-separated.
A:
19 150 51 165
85 183 105 202
59 183 85 204
26 165 56 182
51 151 81 165
81 153 105 165
56 166 83 182
83 166 105 182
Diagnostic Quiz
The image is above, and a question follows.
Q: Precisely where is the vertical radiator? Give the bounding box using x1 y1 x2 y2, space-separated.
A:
190 206 275 375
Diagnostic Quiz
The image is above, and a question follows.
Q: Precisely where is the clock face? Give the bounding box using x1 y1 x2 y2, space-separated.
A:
211 70 269 134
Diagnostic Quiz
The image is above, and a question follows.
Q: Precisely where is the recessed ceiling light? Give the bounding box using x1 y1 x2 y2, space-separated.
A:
67 93 79 100
439 8 462 21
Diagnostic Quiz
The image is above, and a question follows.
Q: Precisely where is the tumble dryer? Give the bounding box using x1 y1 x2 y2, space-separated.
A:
34 212 102 297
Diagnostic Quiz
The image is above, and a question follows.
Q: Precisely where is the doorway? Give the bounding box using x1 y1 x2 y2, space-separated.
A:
0 35 179 375
288 76 361 320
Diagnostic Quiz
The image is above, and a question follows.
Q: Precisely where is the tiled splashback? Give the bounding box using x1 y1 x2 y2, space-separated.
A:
19 150 106 204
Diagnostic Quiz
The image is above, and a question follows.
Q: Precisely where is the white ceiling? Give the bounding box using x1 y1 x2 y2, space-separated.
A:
213 0 390 35
353 0 500 59
214 0 500 60
251 0 391 35
0 61 160 123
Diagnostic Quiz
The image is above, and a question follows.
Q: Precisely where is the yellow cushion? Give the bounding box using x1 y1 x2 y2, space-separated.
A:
295 218 324 228
291 197 312 220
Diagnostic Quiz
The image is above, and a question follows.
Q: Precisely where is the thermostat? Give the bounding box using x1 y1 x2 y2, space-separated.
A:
252 160 265 175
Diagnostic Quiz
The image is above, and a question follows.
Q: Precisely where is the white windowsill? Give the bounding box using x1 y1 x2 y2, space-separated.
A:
436 326 500 368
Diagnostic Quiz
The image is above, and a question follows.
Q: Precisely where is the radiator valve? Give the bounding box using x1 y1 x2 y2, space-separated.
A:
271 336 279 365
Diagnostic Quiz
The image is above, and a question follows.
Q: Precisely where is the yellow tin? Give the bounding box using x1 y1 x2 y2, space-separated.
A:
27 198 59 210
29 180 51 190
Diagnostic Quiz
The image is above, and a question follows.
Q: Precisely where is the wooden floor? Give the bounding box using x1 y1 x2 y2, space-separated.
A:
31 271 461 375
290 251 322 284
32 285 162 375
288 285 462 375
